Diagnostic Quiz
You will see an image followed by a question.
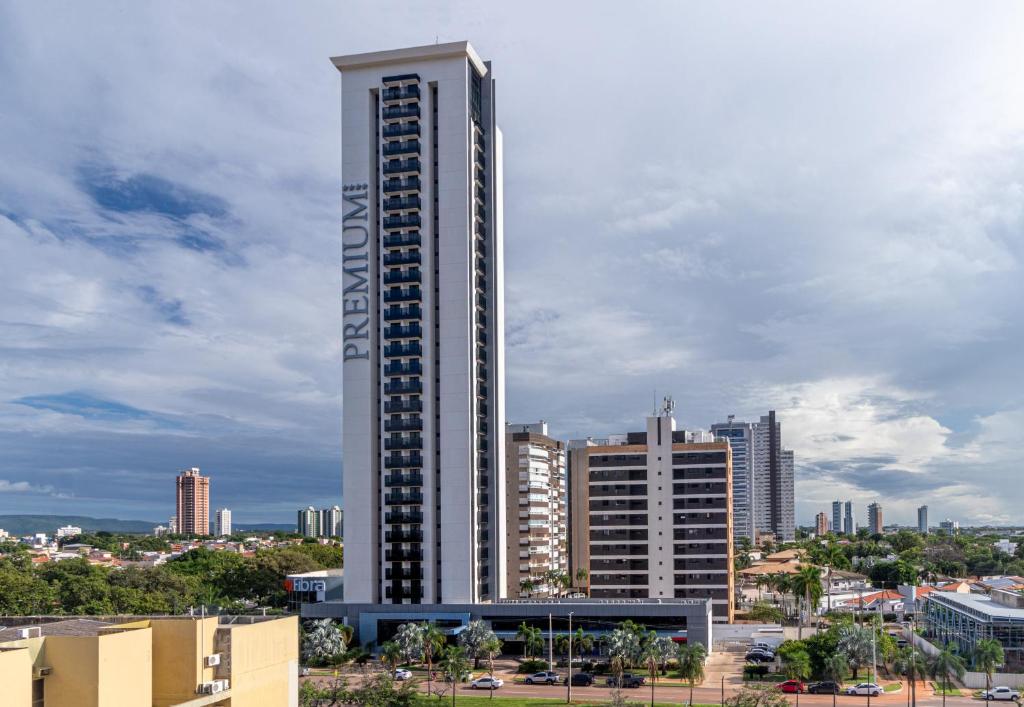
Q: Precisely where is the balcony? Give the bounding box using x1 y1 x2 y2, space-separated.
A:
382 122 420 140
382 140 420 158
383 232 421 249
384 361 422 376
385 529 424 543
383 323 422 340
475 153 487 170
383 269 421 285
383 214 421 230
385 566 423 581
383 379 422 395
382 85 420 102
384 399 422 414
383 159 421 177
384 491 423 505
477 365 488 380
383 196 422 212
385 548 424 562
385 510 424 524
384 584 425 600
383 305 422 322
385 471 424 486
383 251 421 268
382 105 420 121
383 177 421 193
383 287 421 304
385 436 423 451
385 417 423 432
478 331 488 345
383 341 421 357
476 294 487 309
384 455 424 470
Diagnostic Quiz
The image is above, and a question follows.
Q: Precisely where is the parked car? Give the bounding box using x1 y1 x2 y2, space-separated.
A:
606 673 645 688
470 676 504 690
394 668 412 681
808 681 841 694
845 683 883 696
982 687 1021 701
752 642 778 652
570 672 595 686
525 671 560 685
779 680 806 694
745 652 775 663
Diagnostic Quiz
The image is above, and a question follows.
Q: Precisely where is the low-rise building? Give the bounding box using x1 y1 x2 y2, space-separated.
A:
0 614 298 707
926 590 1024 670
55 525 81 539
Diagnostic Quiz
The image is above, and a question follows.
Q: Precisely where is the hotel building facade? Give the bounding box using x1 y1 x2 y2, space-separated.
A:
504 422 568 598
569 409 735 622
175 468 209 537
332 42 506 604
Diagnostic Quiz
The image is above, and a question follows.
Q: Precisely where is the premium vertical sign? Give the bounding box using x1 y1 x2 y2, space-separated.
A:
342 183 370 361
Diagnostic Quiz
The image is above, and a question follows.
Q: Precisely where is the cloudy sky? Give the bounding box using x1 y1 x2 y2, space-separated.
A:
1 2 1022 526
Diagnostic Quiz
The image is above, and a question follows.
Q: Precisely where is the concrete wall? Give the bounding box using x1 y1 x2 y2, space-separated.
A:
962 671 1024 689
44 628 152 707
222 616 298 707
0 647 32 707
151 617 219 707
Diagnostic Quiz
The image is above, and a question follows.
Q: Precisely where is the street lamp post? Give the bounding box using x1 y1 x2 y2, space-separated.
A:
566 612 574 704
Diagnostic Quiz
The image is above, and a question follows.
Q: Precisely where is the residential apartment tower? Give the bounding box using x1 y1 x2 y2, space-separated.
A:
175 468 210 536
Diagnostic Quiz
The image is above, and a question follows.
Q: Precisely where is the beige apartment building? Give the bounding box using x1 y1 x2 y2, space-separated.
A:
176 468 210 536
0 614 297 707
505 422 568 597
569 406 735 622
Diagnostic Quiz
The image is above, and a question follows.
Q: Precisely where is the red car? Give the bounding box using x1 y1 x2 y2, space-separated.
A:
778 680 806 694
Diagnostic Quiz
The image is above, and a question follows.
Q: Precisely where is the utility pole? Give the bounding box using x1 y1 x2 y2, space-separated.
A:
549 612 554 671
566 612 573 704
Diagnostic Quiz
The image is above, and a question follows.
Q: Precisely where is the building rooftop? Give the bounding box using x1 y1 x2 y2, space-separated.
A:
930 591 1024 621
331 41 487 76
0 618 115 641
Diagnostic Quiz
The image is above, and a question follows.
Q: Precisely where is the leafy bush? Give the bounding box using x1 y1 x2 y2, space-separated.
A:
517 658 551 674
744 664 770 679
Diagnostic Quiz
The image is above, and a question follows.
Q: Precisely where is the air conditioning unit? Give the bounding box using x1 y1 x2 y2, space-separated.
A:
34 666 52 678
198 681 223 695
214 679 230 691
205 653 221 667
18 627 41 639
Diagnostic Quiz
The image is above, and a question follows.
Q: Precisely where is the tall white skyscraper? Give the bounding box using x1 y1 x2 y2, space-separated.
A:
751 411 796 541
917 505 928 534
214 508 232 537
332 42 506 604
831 500 843 534
843 500 855 535
710 417 756 545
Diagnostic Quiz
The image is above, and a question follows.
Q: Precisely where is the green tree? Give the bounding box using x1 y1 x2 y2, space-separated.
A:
726 684 791 707
302 619 346 665
0 562 57 614
393 622 425 665
481 636 502 701
457 619 498 669
837 625 874 679
350 673 418 706
791 565 824 638
40 559 113 614
973 638 1004 695
380 641 403 673
929 642 966 707
438 645 471 706
515 622 544 659
749 601 784 623
823 653 848 707
420 621 446 699
572 627 595 662
677 641 708 707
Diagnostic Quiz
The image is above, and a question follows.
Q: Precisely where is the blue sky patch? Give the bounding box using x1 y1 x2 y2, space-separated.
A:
13 391 182 429
136 285 190 326
78 164 228 220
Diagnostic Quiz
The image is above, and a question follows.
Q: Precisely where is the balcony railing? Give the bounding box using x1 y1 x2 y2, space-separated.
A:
383 232 421 249
382 105 420 121
385 465 423 481
384 399 422 414
383 305 422 322
383 177 420 193
384 417 423 432
384 566 423 581
383 214 422 230
383 341 421 357
384 491 423 505
385 529 424 543
383 287 421 304
382 123 420 140
383 270 421 285
384 436 423 451
384 585 425 600
383 251 421 267
384 361 422 376
385 548 424 562
383 159 421 176
385 510 424 524
382 140 420 157
383 379 422 395
382 85 420 102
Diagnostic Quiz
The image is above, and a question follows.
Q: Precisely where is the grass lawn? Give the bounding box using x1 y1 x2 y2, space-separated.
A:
930 682 961 696
883 684 903 692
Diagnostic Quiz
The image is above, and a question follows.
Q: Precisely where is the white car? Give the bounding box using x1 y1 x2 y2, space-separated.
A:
983 687 1021 701
471 676 504 690
845 683 882 697
394 668 413 681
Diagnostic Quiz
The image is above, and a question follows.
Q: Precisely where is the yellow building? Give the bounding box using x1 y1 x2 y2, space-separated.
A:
0 615 298 707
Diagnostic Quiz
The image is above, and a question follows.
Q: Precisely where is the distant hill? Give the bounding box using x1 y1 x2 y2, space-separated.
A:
0 515 297 536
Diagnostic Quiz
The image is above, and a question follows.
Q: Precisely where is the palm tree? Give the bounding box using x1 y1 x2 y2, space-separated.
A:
642 635 662 707
893 647 927 707
677 642 707 707
420 622 446 699
515 622 543 659
838 625 874 679
823 653 848 707
482 636 502 701
929 643 967 707
819 544 849 612
791 564 824 638
774 574 793 617
380 640 402 673
439 646 470 707
519 577 536 598
302 619 346 665
575 567 589 596
974 638 1004 695
573 628 594 662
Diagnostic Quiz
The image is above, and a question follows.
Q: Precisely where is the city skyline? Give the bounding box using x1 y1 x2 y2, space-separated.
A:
2 3 1023 525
